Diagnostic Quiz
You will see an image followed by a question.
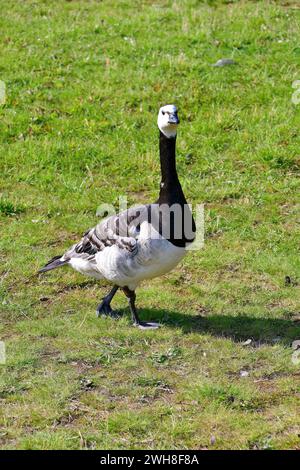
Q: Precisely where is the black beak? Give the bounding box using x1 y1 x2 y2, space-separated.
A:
168 112 179 125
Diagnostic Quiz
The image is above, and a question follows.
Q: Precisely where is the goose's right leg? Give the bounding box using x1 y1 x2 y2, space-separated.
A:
96 285 119 318
122 287 160 330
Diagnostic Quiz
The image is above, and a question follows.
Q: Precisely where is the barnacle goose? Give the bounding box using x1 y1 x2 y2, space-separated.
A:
39 105 196 329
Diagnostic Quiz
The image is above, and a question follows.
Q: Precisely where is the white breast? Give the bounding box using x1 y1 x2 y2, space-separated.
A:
95 221 186 290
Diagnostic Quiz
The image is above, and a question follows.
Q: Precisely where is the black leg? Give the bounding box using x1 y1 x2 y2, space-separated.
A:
96 285 119 318
122 287 160 330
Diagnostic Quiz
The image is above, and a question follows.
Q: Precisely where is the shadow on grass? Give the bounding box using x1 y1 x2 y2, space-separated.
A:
120 308 300 345
51 281 300 345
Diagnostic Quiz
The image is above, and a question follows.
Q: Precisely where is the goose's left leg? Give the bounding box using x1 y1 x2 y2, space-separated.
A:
96 285 119 318
122 287 160 330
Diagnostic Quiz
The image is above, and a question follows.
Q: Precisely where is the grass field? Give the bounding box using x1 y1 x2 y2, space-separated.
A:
0 0 300 450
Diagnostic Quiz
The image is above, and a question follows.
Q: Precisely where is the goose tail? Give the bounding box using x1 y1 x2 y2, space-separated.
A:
39 255 68 273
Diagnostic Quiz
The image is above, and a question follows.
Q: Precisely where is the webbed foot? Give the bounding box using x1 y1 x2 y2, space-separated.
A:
96 285 119 318
96 300 114 317
122 287 160 329
135 321 160 330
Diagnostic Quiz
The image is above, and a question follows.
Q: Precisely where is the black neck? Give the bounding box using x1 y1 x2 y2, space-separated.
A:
159 131 178 184
156 130 196 247
158 131 186 205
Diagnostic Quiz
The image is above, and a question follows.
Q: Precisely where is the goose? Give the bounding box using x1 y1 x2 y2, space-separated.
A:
39 104 196 329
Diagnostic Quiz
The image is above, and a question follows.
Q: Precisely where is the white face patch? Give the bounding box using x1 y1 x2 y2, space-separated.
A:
157 104 179 138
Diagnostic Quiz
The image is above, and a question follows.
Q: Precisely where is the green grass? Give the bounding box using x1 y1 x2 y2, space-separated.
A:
0 0 300 450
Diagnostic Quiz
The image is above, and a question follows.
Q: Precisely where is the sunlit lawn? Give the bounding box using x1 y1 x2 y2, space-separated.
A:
0 0 299 449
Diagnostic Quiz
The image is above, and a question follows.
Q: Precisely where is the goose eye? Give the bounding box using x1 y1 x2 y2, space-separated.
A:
162 111 165 115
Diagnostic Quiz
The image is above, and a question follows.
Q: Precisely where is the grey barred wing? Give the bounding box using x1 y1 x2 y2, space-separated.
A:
66 205 150 260
95 204 149 240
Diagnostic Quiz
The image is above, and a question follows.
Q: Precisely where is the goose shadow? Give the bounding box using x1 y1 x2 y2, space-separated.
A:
117 307 300 345
52 281 300 345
